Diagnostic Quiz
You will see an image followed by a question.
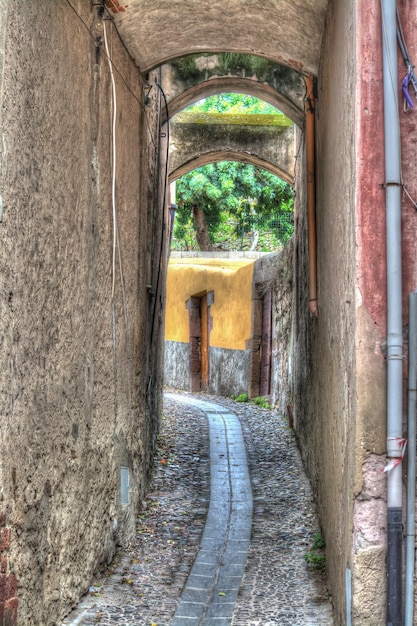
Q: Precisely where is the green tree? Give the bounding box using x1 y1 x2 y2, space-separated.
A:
173 161 294 252
188 93 279 114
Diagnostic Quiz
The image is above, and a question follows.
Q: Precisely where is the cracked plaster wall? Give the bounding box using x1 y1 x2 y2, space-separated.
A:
292 0 359 622
0 2 165 624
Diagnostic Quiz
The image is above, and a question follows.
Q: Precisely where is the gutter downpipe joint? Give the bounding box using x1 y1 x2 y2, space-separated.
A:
305 76 318 318
381 1 403 624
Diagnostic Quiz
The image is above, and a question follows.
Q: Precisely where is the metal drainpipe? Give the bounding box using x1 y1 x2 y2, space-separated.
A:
305 76 318 317
405 292 417 626
381 1 403 624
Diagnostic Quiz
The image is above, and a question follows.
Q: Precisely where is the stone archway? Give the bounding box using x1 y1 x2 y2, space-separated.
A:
169 150 294 186
160 66 305 126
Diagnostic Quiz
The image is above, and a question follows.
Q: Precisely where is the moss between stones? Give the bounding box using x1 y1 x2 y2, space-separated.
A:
171 52 271 80
169 52 304 96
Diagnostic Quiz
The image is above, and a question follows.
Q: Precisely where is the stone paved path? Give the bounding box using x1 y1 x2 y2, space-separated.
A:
168 395 253 625
62 392 334 626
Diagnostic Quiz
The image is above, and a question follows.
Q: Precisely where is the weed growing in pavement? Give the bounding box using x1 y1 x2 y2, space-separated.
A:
251 396 272 409
233 394 273 408
305 532 326 571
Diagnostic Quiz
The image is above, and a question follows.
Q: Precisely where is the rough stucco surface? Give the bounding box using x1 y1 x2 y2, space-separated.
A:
293 0 358 623
113 0 329 76
269 243 293 413
169 121 294 183
0 2 165 624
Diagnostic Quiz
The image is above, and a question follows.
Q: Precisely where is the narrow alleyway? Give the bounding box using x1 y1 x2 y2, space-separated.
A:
62 393 334 626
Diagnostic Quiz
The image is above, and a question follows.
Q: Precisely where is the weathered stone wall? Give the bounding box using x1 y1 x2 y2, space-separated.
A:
0 2 166 624
208 347 250 397
164 341 190 391
169 119 294 183
270 242 293 414
292 0 358 623
250 248 293 410
161 57 306 125
164 341 250 398
350 1 417 623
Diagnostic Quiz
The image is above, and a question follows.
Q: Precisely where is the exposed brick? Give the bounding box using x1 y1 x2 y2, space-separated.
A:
3 597 18 626
0 574 16 603
0 516 5 529
0 530 10 553
0 577 6 603
0 559 7 575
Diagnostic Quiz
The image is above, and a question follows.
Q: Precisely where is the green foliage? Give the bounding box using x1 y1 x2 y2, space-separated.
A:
173 161 294 252
217 53 271 76
170 53 272 82
312 532 325 550
235 393 249 403
305 552 326 571
305 533 326 571
251 396 272 409
187 93 278 115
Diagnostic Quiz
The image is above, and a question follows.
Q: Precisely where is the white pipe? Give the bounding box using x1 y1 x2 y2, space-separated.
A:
405 292 417 626
103 21 118 301
381 1 403 624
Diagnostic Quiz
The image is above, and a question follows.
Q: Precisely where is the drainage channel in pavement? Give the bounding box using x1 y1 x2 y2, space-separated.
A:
166 394 253 626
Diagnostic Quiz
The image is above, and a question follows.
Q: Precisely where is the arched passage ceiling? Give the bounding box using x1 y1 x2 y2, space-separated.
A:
111 0 329 76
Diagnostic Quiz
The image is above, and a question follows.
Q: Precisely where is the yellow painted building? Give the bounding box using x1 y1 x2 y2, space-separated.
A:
165 257 254 349
164 254 274 397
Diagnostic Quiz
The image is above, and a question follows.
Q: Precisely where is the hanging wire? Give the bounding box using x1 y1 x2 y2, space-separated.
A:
65 0 157 150
148 80 170 352
103 20 118 300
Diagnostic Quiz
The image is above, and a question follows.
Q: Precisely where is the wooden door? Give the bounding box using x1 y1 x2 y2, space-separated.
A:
200 294 209 391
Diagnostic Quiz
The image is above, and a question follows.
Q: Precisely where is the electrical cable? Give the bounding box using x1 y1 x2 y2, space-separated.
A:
102 16 120 407
103 19 129 333
103 20 118 300
65 0 158 150
148 79 170 354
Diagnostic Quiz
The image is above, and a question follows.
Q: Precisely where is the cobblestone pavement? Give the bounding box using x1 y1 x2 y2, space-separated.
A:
62 391 334 626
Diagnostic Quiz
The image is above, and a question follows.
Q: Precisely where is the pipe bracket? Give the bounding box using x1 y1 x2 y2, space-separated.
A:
386 354 405 361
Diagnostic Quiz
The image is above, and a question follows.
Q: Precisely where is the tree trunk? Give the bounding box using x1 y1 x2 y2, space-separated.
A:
192 205 213 251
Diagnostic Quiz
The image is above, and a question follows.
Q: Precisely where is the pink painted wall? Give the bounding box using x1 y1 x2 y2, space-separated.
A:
357 0 417 328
